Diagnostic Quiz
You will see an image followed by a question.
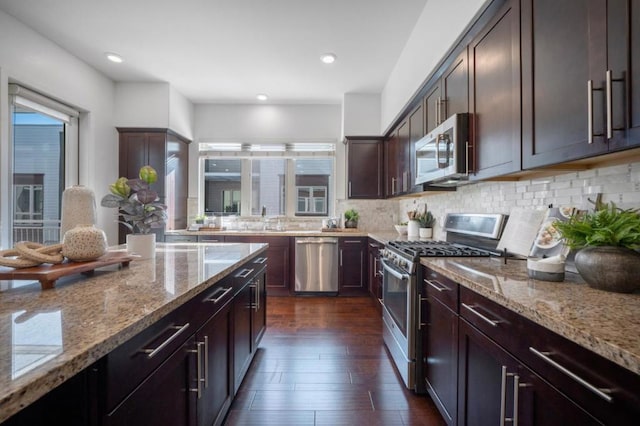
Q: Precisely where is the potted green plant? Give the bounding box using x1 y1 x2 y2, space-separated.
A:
101 165 167 259
194 214 206 225
344 209 359 228
416 210 435 239
554 200 640 293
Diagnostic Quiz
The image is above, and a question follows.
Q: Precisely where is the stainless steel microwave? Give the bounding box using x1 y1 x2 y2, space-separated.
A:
415 113 471 186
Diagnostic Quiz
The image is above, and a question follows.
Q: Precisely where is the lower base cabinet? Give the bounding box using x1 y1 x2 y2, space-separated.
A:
458 319 599 426
105 338 198 426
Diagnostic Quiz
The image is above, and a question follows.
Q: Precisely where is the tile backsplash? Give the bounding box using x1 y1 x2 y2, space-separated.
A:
398 161 640 240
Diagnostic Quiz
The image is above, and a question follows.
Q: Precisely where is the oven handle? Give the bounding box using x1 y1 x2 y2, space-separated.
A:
380 258 410 281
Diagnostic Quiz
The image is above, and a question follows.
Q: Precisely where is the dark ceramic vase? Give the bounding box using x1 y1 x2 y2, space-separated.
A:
344 220 357 229
574 246 640 293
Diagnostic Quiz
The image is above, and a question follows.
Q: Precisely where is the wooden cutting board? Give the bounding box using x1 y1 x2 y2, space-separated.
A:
0 251 135 290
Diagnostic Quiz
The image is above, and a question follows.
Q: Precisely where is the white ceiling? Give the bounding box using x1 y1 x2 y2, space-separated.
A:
0 0 428 104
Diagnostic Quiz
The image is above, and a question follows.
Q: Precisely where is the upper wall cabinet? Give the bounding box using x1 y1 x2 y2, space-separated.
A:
118 128 190 244
423 49 469 135
345 137 384 199
469 0 521 180
521 0 640 168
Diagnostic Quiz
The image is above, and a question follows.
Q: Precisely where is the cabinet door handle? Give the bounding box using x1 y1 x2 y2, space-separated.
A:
435 97 441 125
205 286 233 304
587 80 604 144
529 347 613 403
417 296 427 330
512 374 520 426
348 181 352 197
499 366 508 426
606 70 613 139
189 341 204 398
424 278 450 292
203 336 209 389
235 268 254 278
461 303 500 327
250 283 259 311
140 323 190 359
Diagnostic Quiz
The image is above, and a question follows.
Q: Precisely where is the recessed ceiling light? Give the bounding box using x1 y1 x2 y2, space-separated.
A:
105 52 123 63
320 53 337 64
256 94 268 101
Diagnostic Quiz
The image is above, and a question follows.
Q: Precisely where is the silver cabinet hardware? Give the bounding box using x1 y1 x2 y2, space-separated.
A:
380 258 409 281
343 240 361 244
250 283 259 311
424 278 450 292
348 181 352 197
205 287 233 304
235 268 254 278
461 303 500 327
140 323 190 359
189 341 204 398
418 296 427 330
203 336 209 389
253 257 267 264
587 80 604 144
606 70 613 139
500 366 508 426
529 347 613 403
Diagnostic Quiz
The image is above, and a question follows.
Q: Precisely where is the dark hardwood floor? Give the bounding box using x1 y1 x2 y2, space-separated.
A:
223 296 445 425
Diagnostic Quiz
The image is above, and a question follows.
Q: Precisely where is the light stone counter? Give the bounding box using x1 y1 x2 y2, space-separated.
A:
167 229 409 244
0 242 267 424
421 257 640 375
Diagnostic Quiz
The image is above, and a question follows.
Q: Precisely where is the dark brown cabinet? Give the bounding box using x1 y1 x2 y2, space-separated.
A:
469 0 521 180
105 338 197 426
421 266 459 426
385 125 400 197
338 237 367 295
521 0 619 168
117 128 190 244
367 239 382 306
196 298 233 426
345 137 384 199
457 319 599 426
423 49 469 135
225 235 291 295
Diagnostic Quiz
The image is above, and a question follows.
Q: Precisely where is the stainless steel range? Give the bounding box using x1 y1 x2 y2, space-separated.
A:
380 213 507 392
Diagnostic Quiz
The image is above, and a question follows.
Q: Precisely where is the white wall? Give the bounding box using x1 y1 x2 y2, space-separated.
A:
380 0 489 132
114 82 169 128
169 86 194 141
342 93 381 138
195 104 341 142
0 9 118 246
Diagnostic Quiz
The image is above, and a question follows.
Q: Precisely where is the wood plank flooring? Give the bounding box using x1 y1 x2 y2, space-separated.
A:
223 296 445 426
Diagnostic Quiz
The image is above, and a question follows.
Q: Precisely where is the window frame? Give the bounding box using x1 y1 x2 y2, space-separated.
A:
199 150 335 218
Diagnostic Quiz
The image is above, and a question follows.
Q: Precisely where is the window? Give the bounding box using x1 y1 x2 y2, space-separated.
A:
200 143 335 217
6 84 79 246
251 158 286 216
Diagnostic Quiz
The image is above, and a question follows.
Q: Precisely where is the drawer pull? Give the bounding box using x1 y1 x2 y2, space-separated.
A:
529 347 613 403
253 257 267 264
141 323 190 359
205 286 233 304
235 268 254 278
462 303 500 327
424 279 450 292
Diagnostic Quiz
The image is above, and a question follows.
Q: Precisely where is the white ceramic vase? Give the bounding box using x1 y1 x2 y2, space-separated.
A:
127 233 156 259
62 224 108 261
60 185 97 241
419 227 433 239
407 220 420 238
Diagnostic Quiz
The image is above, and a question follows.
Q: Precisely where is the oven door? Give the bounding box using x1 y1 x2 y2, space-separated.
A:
380 257 416 389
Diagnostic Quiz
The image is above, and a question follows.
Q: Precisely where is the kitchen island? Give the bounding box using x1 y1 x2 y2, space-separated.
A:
0 242 267 425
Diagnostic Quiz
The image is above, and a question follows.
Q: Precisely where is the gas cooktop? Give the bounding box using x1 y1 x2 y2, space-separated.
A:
387 240 492 258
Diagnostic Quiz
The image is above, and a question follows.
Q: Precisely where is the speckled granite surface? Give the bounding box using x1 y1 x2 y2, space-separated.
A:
167 229 414 244
0 242 267 424
421 257 640 375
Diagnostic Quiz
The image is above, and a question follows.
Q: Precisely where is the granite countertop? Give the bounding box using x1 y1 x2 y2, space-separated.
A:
0 242 268 424
421 257 640 375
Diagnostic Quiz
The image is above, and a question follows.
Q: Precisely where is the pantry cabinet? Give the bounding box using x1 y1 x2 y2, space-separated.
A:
117 128 190 244
469 0 521 180
345 137 384 199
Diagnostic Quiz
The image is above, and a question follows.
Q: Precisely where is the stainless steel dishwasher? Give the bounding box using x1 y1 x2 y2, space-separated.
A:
294 237 339 293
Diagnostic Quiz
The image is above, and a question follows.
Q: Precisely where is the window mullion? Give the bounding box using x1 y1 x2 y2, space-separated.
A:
285 159 296 217
240 159 251 216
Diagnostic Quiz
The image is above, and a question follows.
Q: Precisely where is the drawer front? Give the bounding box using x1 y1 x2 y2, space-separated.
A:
103 299 195 411
421 265 459 311
459 286 640 424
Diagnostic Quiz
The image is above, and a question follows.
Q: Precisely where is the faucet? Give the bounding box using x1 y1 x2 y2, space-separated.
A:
261 205 267 230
